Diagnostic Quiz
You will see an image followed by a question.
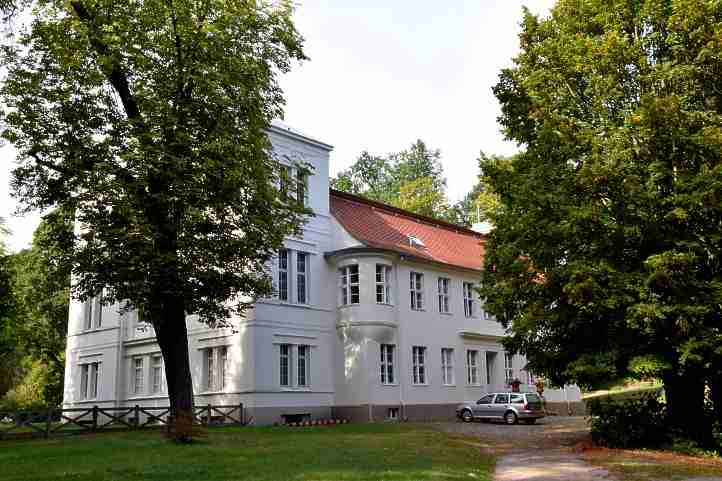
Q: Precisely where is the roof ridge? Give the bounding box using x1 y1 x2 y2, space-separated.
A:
329 189 485 238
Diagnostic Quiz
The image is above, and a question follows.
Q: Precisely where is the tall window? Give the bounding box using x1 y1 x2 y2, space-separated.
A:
438 278 450 313
339 265 360 305
376 264 392 304
441 348 454 385
279 165 292 202
296 252 308 305
412 346 427 384
278 249 289 301
466 350 479 385
83 297 102 330
132 357 144 395
410 272 424 310
279 344 311 387
297 345 310 387
296 170 308 206
463 282 475 318
380 344 395 384
504 352 514 385
280 344 291 387
204 346 229 392
276 249 311 304
80 362 100 400
151 355 165 394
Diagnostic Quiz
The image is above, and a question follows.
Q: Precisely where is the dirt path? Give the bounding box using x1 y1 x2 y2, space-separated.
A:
495 449 616 481
431 417 722 481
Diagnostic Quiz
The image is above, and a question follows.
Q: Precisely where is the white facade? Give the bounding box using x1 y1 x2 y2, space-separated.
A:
62 124 581 424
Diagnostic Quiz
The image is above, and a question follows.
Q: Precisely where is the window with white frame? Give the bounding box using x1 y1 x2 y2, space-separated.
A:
504 352 514 385
441 348 454 385
463 282 475 318
279 343 311 388
297 345 310 387
412 346 427 384
410 272 424 310
296 169 309 207
151 355 165 394
203 346 229 392
339 265 360 306
280 164 309 207
526 370 536 385
375 264 392 304
79 361 100 400
276 249 311 304
278 249 289 301
280 344 291 387
83 296 102 330
438 277 450 313
132 357 144 395
296 252 309 305
380 344 395 385
466 350 479 385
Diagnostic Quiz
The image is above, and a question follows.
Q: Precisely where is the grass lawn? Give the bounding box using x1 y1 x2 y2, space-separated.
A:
583 448 722 481
0 423 494 481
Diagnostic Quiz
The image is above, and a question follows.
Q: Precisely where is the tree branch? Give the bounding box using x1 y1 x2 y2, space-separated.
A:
69 0 141 122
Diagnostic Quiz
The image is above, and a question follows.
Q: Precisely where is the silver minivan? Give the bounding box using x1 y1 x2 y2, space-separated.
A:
456 392 545 425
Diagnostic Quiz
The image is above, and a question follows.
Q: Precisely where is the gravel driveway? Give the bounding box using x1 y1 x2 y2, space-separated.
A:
431 415 591 452
432 416 617 480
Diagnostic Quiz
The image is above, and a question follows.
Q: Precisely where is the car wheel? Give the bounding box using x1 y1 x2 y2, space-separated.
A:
461 409 473 423
522 419 536 425
504 411 518 425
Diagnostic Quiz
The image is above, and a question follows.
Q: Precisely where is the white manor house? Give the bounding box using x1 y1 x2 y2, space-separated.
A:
62 124 582 424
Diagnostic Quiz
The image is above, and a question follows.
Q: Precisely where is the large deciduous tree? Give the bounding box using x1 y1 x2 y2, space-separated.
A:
481 0 722 444
1 0 308 439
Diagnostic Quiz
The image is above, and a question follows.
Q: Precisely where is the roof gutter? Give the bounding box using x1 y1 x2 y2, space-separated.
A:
324 246 484 275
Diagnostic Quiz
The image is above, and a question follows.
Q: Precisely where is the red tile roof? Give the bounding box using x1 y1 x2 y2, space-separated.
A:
329 189 486 271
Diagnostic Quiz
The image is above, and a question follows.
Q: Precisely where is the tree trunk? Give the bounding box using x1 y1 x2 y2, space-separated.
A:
663 370 709 444
153 298 194 442
710 373 722 422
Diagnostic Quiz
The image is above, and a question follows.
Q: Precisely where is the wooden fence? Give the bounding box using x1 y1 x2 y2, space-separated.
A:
0 404 245 441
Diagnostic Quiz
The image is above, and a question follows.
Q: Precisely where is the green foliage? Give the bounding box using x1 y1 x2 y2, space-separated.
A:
0 358 57 410
0 0 310 417
589 394 669 449
481 0 722 438
331 140 464 223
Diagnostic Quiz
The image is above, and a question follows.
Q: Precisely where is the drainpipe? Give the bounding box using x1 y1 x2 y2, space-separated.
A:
395 255 405 420
113 306 124 408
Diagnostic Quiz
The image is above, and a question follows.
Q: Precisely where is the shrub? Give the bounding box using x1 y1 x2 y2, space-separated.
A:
588 393 668 448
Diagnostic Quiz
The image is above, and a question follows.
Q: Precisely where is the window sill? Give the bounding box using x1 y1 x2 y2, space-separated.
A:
467 384 482 387
443 384 456 387
198 390 228 395
440 311 453 316
380 383 399 387
410 308 425 312
376 303 394 307
274 301 316 309
338 303 360 308
411 383 429 387
127 394 167 401
280 387 312 392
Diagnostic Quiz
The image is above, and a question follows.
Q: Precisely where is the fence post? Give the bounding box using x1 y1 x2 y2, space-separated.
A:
134 405 140 429
239 403 244 425
92 406 98 431
45 408 52 438
206 404 212 426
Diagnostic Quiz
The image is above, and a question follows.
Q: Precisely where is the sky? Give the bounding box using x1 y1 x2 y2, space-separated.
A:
0 0 555 253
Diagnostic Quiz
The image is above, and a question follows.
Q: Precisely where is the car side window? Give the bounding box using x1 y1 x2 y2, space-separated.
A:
477 394 494 404
494 394 509 404
510 394 524 403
